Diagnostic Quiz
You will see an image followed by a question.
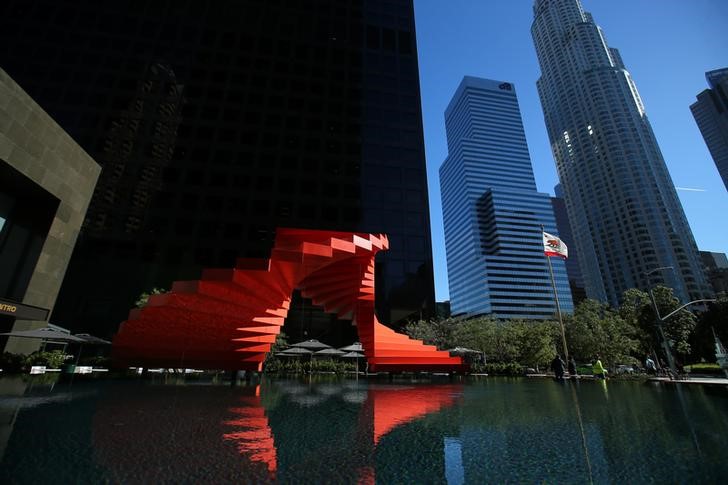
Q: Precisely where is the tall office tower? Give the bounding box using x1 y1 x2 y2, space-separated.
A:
551 184 586 304
700 250 728 295
531 0 711 306
691 68 728 192
0 0 435 339
440 77 572 319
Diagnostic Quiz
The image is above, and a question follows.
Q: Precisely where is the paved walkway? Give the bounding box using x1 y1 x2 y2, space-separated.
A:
525 373 728 386
648 376 728 386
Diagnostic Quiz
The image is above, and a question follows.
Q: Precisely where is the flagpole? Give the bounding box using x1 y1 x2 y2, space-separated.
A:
542 225 569 364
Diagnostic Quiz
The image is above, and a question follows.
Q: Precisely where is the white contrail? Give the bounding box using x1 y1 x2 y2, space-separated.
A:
675 187 706 192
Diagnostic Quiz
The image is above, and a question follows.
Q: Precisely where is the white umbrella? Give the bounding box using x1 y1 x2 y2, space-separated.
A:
447 347 481 355
339 342 364 352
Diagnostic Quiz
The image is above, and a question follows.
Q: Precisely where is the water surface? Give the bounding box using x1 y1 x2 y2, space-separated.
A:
1 376 726 483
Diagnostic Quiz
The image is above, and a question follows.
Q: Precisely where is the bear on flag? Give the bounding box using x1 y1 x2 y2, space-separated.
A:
543 232 568 259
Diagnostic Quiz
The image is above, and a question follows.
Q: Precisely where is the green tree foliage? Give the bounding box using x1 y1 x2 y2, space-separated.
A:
514 319 560 369
404 317 461 350
564 299 639 367
134 287 167 308
619 288 654 352
264 332 289 369
406 316 558 369
24 350 67 368
619 286 697 358
691 293 728 362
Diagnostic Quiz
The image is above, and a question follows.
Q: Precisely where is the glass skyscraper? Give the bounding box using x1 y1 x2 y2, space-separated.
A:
440 76 572 319
691 68 728 192
531 0 711 306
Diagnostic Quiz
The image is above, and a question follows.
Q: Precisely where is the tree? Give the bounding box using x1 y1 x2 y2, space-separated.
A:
135 287 167 308
565 299 639 367
691 293 728 362
404 317 461 350
264 332 289 369
512 319 559 369
450 316 498 356
619 286 697 361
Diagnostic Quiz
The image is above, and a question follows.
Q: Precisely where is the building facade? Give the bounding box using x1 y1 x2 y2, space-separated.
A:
0 69 100 353
691 68 728 192
0 0 435 339
551 184 586 304
531 0 711 306
700 250 728 295
440 76 572 319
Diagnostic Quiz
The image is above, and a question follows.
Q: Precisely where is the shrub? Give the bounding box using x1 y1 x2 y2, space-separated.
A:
0 352 27 373
263 358 355 374
24 351 67 369
685 363 724 376
471 362 523 376
80 356 112 367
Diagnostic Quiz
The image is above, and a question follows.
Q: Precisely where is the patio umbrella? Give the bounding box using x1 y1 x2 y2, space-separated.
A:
313 348 345 357
339 342 364 352
0 328 86 370
73 333 112 367
447 347 480 355
0 327 86 344
448 347 485 365
76 333 112 345
289 339 332 350
340 351 365 375
276 347 313 356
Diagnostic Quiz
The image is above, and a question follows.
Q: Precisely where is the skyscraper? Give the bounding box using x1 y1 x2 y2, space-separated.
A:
0 0 435 338
531 0 711 306
551 184 586 304
440 76 572 319
691 68 728 192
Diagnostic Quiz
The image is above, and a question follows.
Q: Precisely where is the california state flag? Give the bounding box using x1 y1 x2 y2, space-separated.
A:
543 232 568 258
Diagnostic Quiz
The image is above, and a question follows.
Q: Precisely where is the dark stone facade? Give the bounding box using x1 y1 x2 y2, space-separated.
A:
0 68 100 353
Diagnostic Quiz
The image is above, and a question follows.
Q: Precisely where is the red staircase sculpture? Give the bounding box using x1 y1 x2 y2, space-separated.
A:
113 228 464 372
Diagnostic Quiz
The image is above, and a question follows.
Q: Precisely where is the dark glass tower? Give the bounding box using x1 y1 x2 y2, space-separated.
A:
0 0 435 337
531 0 711 306
691 68 728 192
551 184 586 304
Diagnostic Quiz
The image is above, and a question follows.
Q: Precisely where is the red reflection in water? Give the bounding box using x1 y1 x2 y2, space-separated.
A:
92 385 275 483
366 385 462 444
93 382 460 482
222 387 277 476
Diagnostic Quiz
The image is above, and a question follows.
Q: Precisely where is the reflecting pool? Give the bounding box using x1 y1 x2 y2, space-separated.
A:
1 376 727 483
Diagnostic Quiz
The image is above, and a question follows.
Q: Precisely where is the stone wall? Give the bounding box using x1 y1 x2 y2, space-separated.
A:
0 68 100 354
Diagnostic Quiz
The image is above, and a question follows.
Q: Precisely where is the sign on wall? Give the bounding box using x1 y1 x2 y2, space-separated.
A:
0 298 50 321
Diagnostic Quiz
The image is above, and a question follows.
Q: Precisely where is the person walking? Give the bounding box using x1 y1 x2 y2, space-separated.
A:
551 354 566 380
593 355 607 379
568 357 577 378
645 355 657 376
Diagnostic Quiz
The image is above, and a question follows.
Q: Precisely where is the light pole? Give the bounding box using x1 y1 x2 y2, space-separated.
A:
644 266 716 379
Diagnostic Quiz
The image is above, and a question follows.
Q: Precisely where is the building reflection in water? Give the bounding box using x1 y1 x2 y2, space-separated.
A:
4 377 727 483
222 386 277 477
89 378 463 483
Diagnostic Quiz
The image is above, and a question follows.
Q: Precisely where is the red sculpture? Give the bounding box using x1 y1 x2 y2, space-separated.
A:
113 228 464 372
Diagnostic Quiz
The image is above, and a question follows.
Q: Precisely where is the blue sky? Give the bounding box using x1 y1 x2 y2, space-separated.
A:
414 0 728 301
